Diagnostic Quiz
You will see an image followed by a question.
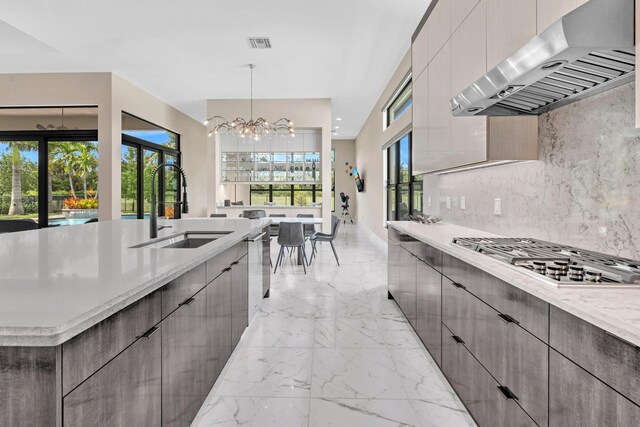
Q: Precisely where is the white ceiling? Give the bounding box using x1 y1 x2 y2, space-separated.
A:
0 0 429 138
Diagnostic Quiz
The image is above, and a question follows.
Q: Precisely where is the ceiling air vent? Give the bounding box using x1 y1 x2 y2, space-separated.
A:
249 37 272 49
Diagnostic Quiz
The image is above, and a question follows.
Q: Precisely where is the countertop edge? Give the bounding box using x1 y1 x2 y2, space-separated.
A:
0 221 268 347
387 221 640 348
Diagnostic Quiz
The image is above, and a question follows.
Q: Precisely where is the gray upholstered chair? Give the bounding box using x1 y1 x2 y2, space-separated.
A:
310 215 341 265
269 214 285 237
241 210 266 219
296 213 316 238
0 219 38 234
274 222 309 274
210 213 227 217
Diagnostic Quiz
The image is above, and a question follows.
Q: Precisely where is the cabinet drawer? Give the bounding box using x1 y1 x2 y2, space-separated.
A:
443 277 548 426
63 327 161 427
417 243 442 271
416 260 442 365
443 253 549 342
206 241 248 283
550 306 640 406
162 263 207 317
442 325 537 427
62 291 161 395
550 349 640 427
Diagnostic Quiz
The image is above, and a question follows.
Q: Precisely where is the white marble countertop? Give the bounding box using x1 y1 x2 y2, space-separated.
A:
388 221 640 348
0 218 269 347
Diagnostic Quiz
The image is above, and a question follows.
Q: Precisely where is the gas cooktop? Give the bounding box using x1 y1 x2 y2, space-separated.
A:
452 237 640 288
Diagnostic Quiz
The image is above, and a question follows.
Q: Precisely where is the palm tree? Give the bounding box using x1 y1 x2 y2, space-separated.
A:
49 143 78 199
74 143 98 199
4 141 37 216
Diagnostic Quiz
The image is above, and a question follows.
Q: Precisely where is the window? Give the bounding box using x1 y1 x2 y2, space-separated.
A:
384 77 413 128
0 130 99 228
250 184 322 206
386 132 422 221
121 113 181 219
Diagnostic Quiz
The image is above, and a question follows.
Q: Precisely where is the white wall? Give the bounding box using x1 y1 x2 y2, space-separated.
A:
354 50 412 241
0 72 209 219
207 98 332 231
331 139 357 219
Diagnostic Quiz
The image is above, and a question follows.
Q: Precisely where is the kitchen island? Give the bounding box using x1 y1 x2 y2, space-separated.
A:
388 221 640 426
0 218 270 426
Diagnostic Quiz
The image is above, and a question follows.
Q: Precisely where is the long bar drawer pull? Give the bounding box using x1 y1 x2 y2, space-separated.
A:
140 326 159 339
222 267 232 273
451 335 465 345
497 313 520 325
497 385 518 400
451 282 466 290
180 297 196 306
230 261 240 266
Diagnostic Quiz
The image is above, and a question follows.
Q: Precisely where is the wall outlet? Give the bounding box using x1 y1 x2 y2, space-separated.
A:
428 196 432 207
494 198 502 216
460 196 466 210
446 196 451 210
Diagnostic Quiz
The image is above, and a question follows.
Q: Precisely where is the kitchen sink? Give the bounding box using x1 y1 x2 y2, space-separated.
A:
131 231 232 249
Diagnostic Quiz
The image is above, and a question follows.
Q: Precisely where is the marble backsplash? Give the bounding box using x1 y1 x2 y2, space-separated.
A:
429 82 640 259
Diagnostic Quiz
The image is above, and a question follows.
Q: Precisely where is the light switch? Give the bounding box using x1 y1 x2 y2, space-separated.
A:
494 198 502 216
460 196 466 210
446 196 451 210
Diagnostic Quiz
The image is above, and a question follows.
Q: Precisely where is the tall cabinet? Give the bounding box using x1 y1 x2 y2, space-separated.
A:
411 0 539 174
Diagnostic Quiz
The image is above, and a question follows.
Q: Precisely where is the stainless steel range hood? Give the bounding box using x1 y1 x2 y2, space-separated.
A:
450 0 635 117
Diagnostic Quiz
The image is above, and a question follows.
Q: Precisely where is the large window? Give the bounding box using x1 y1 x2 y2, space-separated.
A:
384 76 413 128
0 130 99 228
250 184 322 206
386 133 422 221
121 113 181 219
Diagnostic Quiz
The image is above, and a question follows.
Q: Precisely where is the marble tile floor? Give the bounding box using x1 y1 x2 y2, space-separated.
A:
193 224 476 427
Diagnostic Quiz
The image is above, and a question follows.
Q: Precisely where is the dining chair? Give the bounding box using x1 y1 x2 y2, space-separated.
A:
310 214 341 265
268 214 285 237
274 222 309 274
241 210 266 219
296 213 316 238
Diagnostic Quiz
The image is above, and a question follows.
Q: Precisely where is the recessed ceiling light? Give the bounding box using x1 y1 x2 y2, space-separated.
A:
335 126 340 129
336 117 342 121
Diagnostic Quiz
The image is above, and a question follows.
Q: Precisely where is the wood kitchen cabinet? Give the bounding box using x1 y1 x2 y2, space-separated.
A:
412 23 428 80
416 259 442 366
387 234 401 300
450 0 488 168
398 246 418 328
451 0 481 33
206 267 233 392
486 0 537 70
426 0 451 64
427 40 452 172
442 324 536 427
162 287 210 427
412 68 429 175
537 0 588 34
262 226 271 297
231 254 249 347
549 349 640 427
63 327 162 427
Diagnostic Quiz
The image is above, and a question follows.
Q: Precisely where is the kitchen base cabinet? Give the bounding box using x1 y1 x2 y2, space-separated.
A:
398 247 418 328
416 259 441 366
207 268 232 388
550 349 640 427
442 324 536 427
388 238 401 300
63 330 161 427
162 289 209 427
231 254 249 347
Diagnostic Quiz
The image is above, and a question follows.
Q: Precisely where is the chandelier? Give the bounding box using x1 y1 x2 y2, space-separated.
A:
204 64 294 141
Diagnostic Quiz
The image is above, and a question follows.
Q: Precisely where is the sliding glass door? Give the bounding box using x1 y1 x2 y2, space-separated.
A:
0 130 98 229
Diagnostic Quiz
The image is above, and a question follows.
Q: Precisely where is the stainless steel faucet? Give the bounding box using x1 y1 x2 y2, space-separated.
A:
150 163 189 239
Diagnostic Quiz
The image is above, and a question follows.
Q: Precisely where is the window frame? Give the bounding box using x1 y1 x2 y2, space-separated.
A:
0 129 99 228
250 183 322 206
383 73 413 129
